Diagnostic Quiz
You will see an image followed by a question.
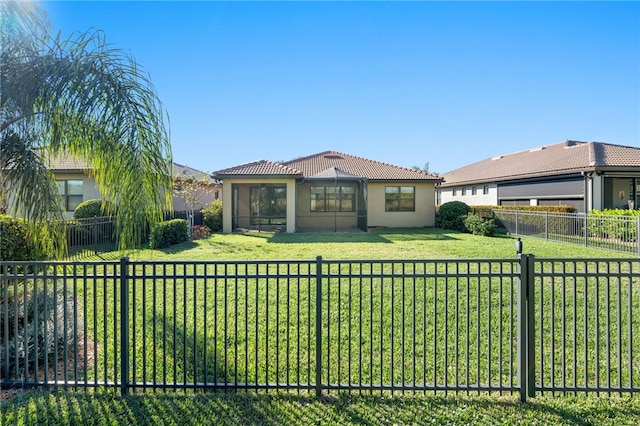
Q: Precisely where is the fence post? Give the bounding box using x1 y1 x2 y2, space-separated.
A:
93 216 98 255
517 250 535 401
120 257 130 396
584 213 589 247
545 211 549 240
526 254 536 398
637 216 640 256
315 255 323 397
517 251 526 401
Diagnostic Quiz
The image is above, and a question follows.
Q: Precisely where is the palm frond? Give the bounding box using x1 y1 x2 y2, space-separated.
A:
1 0 173 255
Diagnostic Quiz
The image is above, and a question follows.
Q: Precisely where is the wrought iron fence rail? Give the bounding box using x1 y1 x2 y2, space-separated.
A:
2 255 639 402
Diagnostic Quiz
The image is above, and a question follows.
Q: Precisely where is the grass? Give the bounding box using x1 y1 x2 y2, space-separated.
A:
4 389 640 425
122 227 637 261
3 228 640 425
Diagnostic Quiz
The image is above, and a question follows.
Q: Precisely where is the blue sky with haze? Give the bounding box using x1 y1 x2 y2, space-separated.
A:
43 1 639 175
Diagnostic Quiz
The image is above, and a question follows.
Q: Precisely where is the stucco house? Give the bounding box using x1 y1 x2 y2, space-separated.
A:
437 140 640 212
212 151 442 233
13 154 221 219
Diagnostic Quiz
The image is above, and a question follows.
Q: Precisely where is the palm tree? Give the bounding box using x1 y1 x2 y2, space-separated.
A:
1 1 173 257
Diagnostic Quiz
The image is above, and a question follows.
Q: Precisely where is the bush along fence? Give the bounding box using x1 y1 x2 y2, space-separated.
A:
492 210 640 255
1 249 639 401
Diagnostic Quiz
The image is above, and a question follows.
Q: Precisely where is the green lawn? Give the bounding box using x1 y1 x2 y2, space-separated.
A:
3 228 639 425
4 389 640 425
128 227 637 261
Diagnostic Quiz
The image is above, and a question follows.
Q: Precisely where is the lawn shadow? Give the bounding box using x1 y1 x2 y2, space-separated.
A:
263 227 461 244
267 232 392 244
132 310 231 388
156 241 199 254
373 227 462 241
7 390 640 425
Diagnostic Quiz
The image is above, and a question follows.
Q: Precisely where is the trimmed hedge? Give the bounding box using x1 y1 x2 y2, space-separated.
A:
74 199 116 219
149 219 189 249
588 209 639 241
436 201 471 231
469 205 577 215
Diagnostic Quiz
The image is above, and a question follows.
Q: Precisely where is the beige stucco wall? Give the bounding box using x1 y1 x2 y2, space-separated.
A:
220 179 437 232
367 182 436 228
8 172 101 220
221 178 297 233
172 185 222 212
51 172 102 220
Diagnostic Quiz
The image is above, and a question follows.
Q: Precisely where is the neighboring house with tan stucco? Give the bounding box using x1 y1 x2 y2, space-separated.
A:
212 151 442 233
9 154 220 219
438 140 640 213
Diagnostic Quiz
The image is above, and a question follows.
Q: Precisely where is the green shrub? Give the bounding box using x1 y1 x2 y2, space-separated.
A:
588 209 639 241
203 199 223 232
469 205 577 213
485 206 580 235
463 213 496 237
436 201 471 231
149 219 189 249
0 283 83 377
0 215 48 261
73 199 116 219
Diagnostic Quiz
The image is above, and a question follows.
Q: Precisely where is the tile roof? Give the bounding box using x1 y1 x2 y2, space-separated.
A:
213 160 302 177
172 162 218 184
309 167 363 180
45 153 91 171
44 153 213 182
213 151 440 182
440 141 640 187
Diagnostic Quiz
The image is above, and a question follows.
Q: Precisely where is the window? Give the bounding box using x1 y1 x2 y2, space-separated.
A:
385 186 415 212
461 187 467 196
250 185 287 225
453 188 457 196
483 185 489 195
472 186 477 196
310 186 355 212
57 180 83 211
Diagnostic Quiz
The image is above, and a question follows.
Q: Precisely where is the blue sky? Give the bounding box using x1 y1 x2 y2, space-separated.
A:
43 1 639 175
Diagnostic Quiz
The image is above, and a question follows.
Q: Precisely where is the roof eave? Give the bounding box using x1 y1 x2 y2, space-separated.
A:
368 177 443 183
440 169 589 187
213 173 302 179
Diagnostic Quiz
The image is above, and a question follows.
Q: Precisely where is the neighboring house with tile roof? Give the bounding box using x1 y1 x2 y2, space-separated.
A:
212 151 442 233
171 162 221 213
437 140 640 212
10 153 221 219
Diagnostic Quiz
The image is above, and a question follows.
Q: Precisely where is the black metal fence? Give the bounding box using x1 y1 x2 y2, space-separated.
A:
64 216 117 260
1 255 639 401
493 210 640 255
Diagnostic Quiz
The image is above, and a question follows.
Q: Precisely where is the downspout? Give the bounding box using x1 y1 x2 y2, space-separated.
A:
581 171 592 213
